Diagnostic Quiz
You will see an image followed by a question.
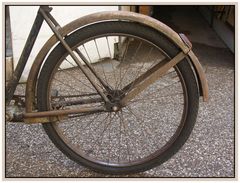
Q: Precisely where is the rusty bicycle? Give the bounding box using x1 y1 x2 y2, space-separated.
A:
6 5 208 174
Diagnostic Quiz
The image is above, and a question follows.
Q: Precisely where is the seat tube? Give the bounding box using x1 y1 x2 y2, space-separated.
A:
6 6 45 104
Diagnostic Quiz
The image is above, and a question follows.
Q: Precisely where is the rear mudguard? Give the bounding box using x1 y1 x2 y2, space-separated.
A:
25 10 208 114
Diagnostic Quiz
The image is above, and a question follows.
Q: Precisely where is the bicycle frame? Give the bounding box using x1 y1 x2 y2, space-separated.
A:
6 6 110 105
6 6 109 122
6 6 45 104
6 5 208 124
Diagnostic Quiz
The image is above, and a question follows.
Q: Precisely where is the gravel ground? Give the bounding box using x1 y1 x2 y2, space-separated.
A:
5 6 235 178
5 40 235 178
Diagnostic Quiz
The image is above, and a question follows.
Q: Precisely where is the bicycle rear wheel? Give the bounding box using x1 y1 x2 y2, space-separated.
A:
37 21 199 174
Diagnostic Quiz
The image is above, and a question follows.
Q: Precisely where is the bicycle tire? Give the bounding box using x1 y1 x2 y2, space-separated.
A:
37 21 199 174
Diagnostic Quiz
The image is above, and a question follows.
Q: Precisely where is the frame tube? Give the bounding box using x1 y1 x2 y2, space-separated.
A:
24 10 208 118
39 7 111 104
6 7 44 104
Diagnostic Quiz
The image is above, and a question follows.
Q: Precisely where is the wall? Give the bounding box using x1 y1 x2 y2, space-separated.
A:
9 6 118 81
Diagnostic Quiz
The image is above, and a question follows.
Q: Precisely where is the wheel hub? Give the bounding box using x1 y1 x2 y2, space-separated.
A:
106 90 125 112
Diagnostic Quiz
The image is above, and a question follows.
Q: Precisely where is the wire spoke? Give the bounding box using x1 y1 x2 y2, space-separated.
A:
106 36 118 87
90 113 118 161
82 112 109 131
117 111 132 163
130 92 183 105
48 31 188 166
94 39 113 90
125 47 153 92
53 68 99 105
115 38 131 90
52 76 82 94
116 40 143 90
117 113 122 163
128 80 181 104
58 62 96 93
82 44 92 62
125 106 159 154
86 113 111 159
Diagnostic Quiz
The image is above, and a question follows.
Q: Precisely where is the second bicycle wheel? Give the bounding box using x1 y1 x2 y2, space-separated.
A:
37 21 199 174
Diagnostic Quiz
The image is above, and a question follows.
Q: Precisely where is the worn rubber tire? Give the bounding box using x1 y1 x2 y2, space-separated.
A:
37 21 199 174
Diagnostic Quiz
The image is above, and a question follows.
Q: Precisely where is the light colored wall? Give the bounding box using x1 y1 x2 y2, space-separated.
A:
9 6 118 81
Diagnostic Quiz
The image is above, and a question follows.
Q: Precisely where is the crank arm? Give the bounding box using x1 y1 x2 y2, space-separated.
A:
120 52 186 106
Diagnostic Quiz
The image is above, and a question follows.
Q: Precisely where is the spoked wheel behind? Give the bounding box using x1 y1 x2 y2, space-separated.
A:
37 21 199 174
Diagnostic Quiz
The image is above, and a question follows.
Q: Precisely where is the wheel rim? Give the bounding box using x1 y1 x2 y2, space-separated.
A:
45 33 188 167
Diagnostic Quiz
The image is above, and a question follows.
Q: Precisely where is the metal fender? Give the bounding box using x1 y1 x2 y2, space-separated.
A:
26 10 208 113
